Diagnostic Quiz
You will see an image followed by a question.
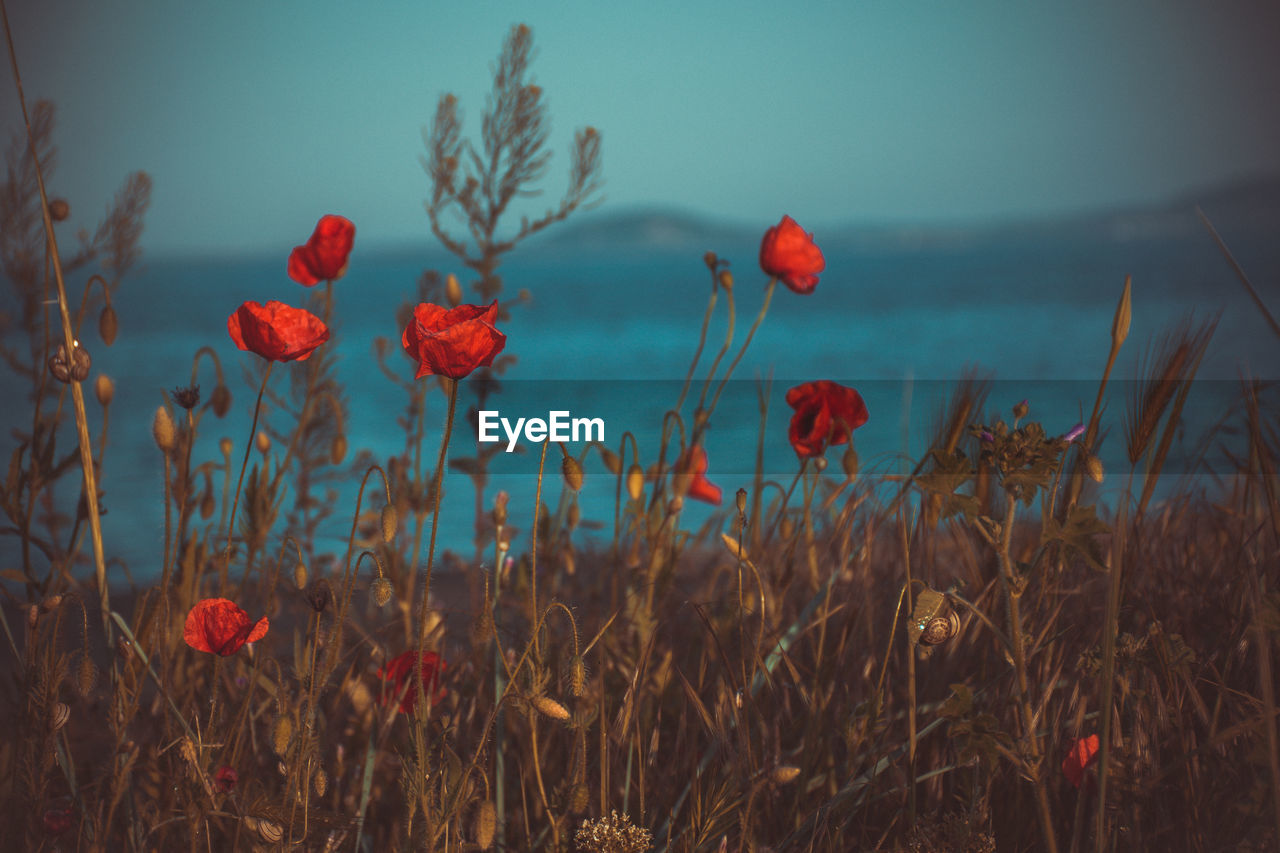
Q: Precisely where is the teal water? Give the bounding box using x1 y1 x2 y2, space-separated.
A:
4 224 1279 584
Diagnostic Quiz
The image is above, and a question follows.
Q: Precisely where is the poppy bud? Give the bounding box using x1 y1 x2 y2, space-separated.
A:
199 484 215 519
293 560 308 590
668 496 684 514
209 382 230 416
735 487 747 516
562 455 584 492
626 464 644 501
842 445 860 480
813 456 827 472
330 434 347 466
307 578 333 613
475 801 496 850
219 437 234 458
518 288 532 302
770 765 801 785
370 576 394 607
703 251 718 270
492 490 509 527
95 374 114 406
381 504 398 543
567 500 580 530
717 269 733 290
255 430 271 455
99 304 118 346
152 406 176 452
599 445 622 475
48 198 70 221
1013 399 1029 420
445 273 463 307
1085 453 1104 483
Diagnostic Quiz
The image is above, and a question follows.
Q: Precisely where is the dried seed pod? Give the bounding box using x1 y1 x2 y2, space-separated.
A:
370 577 394 608
307 579 332 613
445 272 465 307
210 383 231 417
49 702 70 732
272 715 293 757
474 800 496 850
599 445 621 475
770 765 801 785
330 434 347 466
562 455 584 491
381 504 397 543
98 304 118 346
95 374 115 406
1085 453 1104 483
569 654 587 697
532 695 570 722
48 198 70 221
48 341 91 383
569 783 590 814
76 654 98 697
152 406 176 452
626 464 644 501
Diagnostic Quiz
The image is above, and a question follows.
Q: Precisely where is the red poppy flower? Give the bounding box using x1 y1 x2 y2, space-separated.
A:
1062 734 1101 789
288 214 355 285
376 650 447 715
785 380 869 459
676 445 723 505
402 301 506 380
228 300 330 363
213 765 238 793
759 215 825 294
183 598 269 656
42 808 72 836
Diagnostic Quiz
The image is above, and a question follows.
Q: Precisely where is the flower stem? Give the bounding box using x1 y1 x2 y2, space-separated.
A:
221 362 273 595
414 378 458 706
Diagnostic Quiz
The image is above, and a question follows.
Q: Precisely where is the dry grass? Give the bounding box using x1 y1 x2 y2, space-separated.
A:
2 15 1279 853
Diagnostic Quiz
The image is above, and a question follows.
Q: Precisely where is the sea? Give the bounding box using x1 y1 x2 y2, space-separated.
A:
4 203 1279 586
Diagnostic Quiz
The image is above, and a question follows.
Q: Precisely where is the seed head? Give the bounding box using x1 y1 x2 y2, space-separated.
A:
474 800 496 850
532 694 570 722
152 407 176 452
95 374 115 407
569 654 587 697
770 765 801 785
271 715 293 757
370 577 394 608
381 504 398 543
171 384 200 410
307 578 333 613
562 455 584 491
98 305 118 346
75 654 98 697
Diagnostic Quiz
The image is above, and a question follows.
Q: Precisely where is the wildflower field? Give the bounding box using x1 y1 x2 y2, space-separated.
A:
3 20 1279 853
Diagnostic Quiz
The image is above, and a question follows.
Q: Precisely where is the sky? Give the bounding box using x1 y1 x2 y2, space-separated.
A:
0 0 1277 256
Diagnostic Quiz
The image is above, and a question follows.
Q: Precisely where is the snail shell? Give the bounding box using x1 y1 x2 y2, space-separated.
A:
48 341 91 383
919 611 961 646
49 702 70 732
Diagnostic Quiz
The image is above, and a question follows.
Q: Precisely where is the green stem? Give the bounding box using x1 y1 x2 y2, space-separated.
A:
222 362 273 595
414 378 458 708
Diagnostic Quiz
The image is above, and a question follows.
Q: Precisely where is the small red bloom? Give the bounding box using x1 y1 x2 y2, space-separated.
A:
42 808 72 836
183 598 269 656
402 301 506 380
1063 734 1101 789
213 765 238 793
759 215 825 294
786 380 869 459
377 650 447 715
228 300 330 363
676 445 723 505
288 214 355 285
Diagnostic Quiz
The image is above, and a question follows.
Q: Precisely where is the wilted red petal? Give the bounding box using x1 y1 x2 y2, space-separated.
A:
760 215 825 294
1062 734 1101 789
376 650 447 714
228 300 329 363
183 598 270 656
213 765 238 793
785 380 869 458
677 445 723 505
288 214 355 286
401 301 506 380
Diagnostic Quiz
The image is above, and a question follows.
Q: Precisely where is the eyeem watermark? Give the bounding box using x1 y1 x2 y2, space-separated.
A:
478 410 605 452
